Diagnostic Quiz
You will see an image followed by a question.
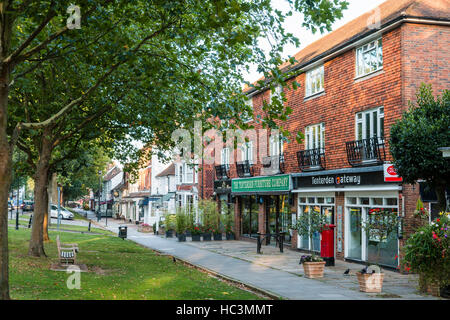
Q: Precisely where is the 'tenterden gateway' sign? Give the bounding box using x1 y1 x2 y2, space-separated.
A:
232 175 291 193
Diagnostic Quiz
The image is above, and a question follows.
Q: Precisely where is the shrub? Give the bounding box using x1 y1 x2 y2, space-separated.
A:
402 212 450 290
175 207 186 234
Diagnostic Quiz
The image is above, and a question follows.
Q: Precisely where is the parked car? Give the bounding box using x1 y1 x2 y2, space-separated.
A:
50 204 74 220
22 200 34 211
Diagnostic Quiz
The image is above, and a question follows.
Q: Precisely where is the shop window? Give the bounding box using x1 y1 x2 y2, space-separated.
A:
356 38 383 78
298 196 335 252
360 198 370 205
385 198 397 206
241 196 259 238
347 197 357 205
371 198 383 206
299 197 307 204
326 197 334 204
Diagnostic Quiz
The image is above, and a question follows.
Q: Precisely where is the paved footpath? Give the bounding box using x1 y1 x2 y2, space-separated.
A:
94 218 437 300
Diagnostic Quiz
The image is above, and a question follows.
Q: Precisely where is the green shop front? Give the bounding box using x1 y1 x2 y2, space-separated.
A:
231 175 295 245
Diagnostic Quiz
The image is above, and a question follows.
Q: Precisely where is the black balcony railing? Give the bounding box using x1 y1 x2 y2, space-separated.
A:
236 160 254 178
297 148 326 171
214 164 230 180
346 137 386 167
262 154 286 174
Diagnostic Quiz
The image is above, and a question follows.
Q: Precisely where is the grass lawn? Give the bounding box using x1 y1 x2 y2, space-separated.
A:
9 228 264 300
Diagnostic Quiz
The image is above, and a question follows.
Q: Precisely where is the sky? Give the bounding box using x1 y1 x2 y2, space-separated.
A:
244 0 388 83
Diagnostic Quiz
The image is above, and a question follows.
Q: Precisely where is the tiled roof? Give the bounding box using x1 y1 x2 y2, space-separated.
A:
245 0 450 92
103 166 121 182
156 163 176 178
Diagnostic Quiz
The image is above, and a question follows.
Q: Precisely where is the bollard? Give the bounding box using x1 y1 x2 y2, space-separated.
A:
88 220 91 232
257 234 262 254
28 215 33 228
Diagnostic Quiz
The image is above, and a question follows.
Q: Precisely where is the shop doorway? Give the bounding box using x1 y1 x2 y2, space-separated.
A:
241 196 259 238
345 194 399 267
265 195 292 244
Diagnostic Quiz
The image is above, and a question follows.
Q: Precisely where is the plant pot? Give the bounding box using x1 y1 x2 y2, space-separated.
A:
213 233 222 241
226 233 235 240
186 231 192 237
165 230 173 238
177 234 186 242
202 233 211 241
356 272 385 293
302 261 326 279
138 226 152 233
191 234 201 241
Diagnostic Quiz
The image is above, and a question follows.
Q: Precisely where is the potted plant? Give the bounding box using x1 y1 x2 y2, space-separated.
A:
402 212 449 297
138 223 152 233
224 212 235 240
176 208 187 242
357 208 399 293
213 227 222 241
202 225 212 241
191 224 202 241
152 222 157 234
164 214 176 238
299 254 326 278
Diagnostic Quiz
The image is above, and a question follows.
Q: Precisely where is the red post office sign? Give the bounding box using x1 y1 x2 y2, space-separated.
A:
384 163 402 182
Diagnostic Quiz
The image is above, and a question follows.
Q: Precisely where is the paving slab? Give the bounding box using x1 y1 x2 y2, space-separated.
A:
94 218 439 300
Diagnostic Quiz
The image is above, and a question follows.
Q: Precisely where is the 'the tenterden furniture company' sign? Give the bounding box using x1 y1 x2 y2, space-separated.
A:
232 175 291 193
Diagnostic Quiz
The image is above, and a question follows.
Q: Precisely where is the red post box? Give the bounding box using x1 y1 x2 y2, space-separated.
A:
320 224 336 266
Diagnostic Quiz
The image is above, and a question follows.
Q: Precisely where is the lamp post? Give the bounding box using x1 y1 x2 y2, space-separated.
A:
97 170 102 222
15 151 21 230
57 183 62 231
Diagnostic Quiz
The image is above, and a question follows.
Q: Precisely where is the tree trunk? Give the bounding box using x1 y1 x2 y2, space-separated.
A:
28 134 52 257
43 185 49 242
0 153 11 300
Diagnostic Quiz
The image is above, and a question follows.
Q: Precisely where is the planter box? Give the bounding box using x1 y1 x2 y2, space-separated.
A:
226 233 235 240
356 272 385 293
303 261 326 279
202 233 212 241
191 234 201 241
165 230 173 238
177 234 186 242
213 233 222 241
138 226 152 233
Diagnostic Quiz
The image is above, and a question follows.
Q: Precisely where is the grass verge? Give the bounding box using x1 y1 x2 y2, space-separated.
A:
9 227 264 300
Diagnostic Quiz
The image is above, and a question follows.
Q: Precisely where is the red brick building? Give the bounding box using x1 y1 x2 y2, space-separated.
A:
199 0 449 268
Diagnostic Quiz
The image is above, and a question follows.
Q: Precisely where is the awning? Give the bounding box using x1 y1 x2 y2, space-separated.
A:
162 193 174 202
138 198 149 206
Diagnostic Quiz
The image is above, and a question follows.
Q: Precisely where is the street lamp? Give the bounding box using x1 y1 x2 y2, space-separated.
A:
97 170 102 222
15 151 22 230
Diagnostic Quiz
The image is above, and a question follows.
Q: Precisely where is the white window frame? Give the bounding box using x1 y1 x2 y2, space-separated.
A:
305 123 325 150
240 141 254 164
355 107 384 141
355 38 383 78
344 193 399 263
243 98 253 123
269 134 284 156
184 163 195 184
221 147 230 166
305 65 324 97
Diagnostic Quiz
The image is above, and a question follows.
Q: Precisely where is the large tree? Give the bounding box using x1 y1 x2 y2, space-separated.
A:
390 84 450 213
1 0 348 300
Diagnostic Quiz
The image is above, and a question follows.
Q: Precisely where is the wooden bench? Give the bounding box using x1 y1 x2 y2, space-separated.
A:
56 235 78 265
